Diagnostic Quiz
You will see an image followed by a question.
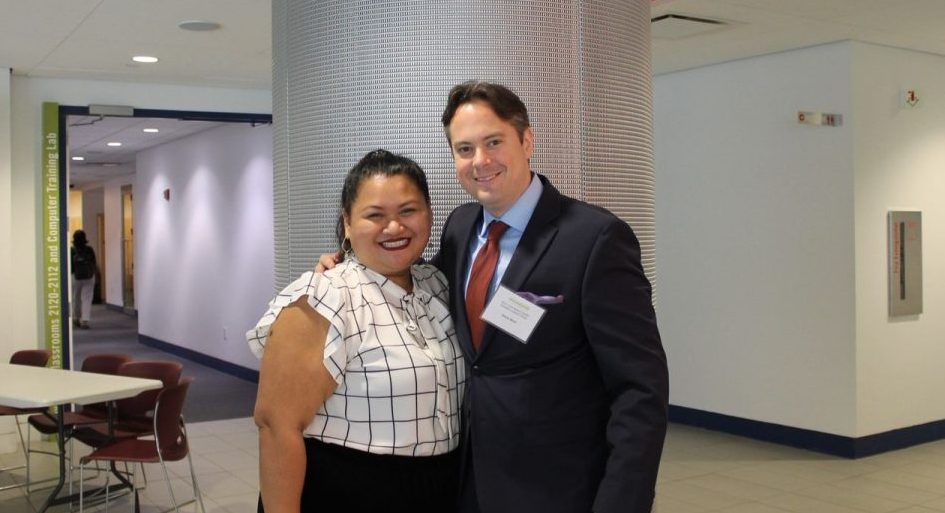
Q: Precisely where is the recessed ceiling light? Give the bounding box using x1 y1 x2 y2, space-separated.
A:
107 142 122 147
143 128 160 133
72 156 85 161
178 20 221 31
132 56 159 63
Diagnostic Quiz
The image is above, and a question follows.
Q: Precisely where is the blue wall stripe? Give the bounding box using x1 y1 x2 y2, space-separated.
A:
669 405 945 458
138 334 259 383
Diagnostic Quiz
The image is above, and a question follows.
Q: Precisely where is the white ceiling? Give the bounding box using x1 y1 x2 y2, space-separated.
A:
3 0 943 87
0 0 271 90
69 116 224 165
651 0 945 75
67 116 226 188
4 0 943 187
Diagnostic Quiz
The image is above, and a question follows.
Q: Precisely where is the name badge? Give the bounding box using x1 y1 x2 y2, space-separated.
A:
481 285 546 344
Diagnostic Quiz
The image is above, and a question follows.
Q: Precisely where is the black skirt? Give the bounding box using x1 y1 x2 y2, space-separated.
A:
258 438 459 513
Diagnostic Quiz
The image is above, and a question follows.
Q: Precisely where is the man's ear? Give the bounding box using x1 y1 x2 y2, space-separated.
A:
522 127 535 159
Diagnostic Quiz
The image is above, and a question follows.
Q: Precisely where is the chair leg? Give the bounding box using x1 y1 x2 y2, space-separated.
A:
130 468 137 513
15 415 28 461
11 420 65 493
22 417 31 493
140 461 149 491
158 455 180 513
79 461 85 512
186 450 206 513
68 437 74 497
0 415 30 492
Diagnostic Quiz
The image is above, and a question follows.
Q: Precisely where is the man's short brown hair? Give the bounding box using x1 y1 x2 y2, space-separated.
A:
441 81 531 143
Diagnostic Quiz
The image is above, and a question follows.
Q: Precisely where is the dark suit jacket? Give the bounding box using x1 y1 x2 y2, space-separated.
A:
436 175 669 513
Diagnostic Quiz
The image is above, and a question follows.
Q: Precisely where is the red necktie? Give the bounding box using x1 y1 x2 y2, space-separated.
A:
466 221 509 351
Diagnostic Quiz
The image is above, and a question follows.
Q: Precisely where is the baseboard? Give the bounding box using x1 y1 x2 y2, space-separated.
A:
138 334 259 383
669 405 945 458
105 303 137 317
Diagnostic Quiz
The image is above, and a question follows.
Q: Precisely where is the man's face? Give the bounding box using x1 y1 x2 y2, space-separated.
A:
447 100 534 217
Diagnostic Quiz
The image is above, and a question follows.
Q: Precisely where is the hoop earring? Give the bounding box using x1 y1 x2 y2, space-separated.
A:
341 237 353 258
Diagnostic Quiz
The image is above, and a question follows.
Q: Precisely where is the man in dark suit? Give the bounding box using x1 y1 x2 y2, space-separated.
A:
437 81 668 513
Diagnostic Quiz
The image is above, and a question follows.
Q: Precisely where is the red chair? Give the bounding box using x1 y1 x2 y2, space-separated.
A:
78 378 205 513
72 360 183 444
113 361 184 433
71 359 185 497
28 353 132 433
0 349 51 491
25 353 132 489
8 349 51 367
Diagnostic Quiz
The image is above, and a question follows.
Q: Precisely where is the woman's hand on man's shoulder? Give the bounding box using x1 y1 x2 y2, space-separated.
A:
314 251 344 273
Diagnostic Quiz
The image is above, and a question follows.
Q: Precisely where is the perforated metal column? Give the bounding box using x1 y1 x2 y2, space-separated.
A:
273 0 656 294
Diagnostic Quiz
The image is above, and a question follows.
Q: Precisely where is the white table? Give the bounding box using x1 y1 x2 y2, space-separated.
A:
0 363 163 512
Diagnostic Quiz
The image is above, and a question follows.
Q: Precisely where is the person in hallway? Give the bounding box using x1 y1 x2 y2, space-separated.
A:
249 150 465 513
71 229 96 329
320 81 669 512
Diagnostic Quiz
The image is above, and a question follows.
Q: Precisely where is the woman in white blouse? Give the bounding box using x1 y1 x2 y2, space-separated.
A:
249 150 465 513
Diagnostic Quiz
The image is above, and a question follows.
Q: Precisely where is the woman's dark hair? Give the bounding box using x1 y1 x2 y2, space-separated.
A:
73 229 88 247
441 81 530 143
335 149 431 248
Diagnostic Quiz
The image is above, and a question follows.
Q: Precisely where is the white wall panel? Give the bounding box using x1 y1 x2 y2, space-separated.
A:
0 68 17 453
655 43 857 435
136 124 272 370
853 42 945 436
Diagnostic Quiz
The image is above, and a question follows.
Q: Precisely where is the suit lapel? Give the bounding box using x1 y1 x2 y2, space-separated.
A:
451 206 483 359
478 176 562 354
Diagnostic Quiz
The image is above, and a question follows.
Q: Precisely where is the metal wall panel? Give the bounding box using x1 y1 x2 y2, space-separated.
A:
273 0 657 294
888 211 923 316
272 0 289 290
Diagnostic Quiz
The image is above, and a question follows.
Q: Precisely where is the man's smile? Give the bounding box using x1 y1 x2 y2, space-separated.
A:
474 169 503 183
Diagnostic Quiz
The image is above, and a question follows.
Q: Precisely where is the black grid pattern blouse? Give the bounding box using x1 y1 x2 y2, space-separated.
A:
247 260 465 456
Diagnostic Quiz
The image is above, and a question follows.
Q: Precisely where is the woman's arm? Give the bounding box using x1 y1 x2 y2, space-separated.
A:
254 297 338 513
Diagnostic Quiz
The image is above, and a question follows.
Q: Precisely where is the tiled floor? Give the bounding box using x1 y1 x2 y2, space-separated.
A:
0 417 259 513
654 425 945 513
3 420 945 512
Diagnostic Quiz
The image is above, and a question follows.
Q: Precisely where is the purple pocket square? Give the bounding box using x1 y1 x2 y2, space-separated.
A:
516 291 565 305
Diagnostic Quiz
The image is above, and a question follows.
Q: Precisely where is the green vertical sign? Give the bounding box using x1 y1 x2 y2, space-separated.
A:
42 102 62 368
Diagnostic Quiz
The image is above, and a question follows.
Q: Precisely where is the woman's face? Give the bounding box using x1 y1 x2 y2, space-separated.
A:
344 174 432 290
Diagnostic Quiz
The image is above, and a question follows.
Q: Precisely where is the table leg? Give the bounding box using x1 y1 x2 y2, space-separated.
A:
108 461 141 513
36 405 67 513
